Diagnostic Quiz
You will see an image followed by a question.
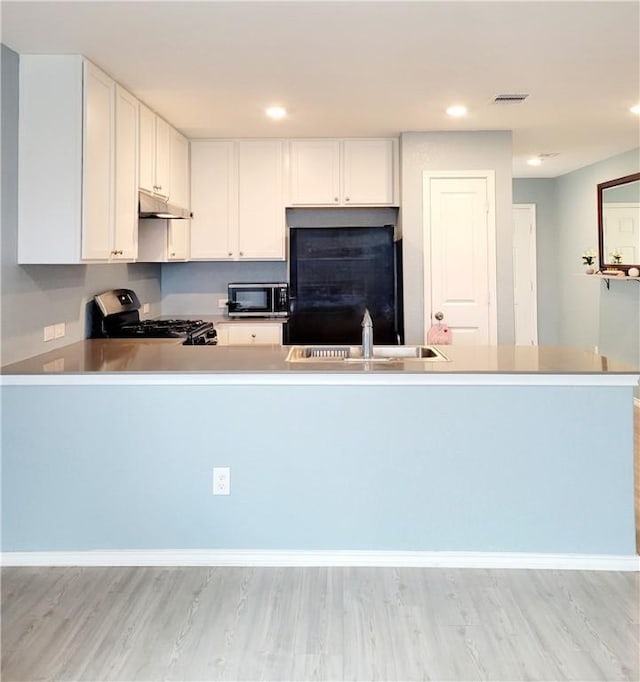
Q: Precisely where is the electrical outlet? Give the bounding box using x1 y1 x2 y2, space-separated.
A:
217 298 228 309
213 467 230 495
43 325 55 342
143 303 150 314
54 322 65 339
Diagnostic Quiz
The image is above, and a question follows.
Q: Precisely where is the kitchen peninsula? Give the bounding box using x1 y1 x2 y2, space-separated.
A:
2 342 638 569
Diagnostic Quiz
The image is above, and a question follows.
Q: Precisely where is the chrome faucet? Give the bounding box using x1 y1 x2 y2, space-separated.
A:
362 308 373 359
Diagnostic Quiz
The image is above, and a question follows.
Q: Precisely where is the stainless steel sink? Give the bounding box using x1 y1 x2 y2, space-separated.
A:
285 345 450 363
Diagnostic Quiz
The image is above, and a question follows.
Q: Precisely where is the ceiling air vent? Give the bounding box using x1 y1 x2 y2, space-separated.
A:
491 93 529 104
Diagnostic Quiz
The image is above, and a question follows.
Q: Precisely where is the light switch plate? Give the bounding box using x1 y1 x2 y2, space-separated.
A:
54 322 65 339
43 325 55 342
217 298 228 309
143 303 150 314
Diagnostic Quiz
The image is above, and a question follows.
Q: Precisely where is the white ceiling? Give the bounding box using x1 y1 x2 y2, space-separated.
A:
2 0 639 177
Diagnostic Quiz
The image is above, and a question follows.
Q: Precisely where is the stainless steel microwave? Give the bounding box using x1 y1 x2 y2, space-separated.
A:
227 282 289 318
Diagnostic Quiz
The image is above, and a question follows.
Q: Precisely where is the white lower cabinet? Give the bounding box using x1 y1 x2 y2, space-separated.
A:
190 140 285 260
18 55 138 263
215 323 283 346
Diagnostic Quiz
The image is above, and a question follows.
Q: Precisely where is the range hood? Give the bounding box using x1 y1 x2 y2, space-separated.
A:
138 191 191 220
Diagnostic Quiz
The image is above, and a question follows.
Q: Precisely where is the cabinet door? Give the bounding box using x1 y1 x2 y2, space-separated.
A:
237 140 285 260
168 220 190 260
82 61 114 260
155 117 171 198
113 85 138 261
138 103 155 194
289 139 340 205
342 139 395 205
190 140 236 259
222 323 283 345
169 128 189 208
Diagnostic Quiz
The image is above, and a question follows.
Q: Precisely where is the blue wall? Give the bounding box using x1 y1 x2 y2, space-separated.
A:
514 148 640 367
2 383 635 555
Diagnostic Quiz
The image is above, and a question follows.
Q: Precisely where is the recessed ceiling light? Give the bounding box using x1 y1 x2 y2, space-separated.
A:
630 104 640 115
527 157 543 167
446 105 467 118
265 106 286 120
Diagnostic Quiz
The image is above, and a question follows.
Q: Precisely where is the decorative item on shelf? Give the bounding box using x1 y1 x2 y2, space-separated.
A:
427 312 452 345
609 249 623 264
628 267 640 277
582 249 596 274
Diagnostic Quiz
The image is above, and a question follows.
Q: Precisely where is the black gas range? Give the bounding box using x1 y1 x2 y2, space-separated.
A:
92 289 217 345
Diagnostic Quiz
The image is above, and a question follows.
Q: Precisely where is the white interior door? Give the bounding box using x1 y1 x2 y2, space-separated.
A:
513 204 538 345
425 174 496 345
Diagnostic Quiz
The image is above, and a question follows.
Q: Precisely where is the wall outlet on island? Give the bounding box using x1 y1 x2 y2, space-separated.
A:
213 467 230 495
143 303 150 314
217 298 228 309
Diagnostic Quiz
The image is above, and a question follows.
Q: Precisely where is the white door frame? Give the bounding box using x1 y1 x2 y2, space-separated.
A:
513 203 539 345
422 170 498 345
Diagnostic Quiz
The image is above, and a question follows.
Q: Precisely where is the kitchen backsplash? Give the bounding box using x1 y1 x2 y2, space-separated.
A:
160 261 287 316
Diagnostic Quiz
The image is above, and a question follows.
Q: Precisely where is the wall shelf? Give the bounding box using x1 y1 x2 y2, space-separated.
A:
587 273 640 290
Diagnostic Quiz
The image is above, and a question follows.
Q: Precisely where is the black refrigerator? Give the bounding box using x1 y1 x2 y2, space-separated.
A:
285 226 404 345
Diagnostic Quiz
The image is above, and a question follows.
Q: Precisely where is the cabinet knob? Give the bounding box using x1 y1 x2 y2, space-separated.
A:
345 197 350 202
170 252 175 257
334 197 339 202
251 334 256 339
239 251 244 257
228 252 233 257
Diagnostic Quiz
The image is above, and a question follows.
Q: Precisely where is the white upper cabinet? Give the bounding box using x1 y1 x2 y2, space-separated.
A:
190 140 285 261
342 139 396 205
155 117 172 199
138 103 155 194
112 85 139 261
190 140 237 259
167 220 190 261
169 128 190 209
289 139 341 205
81 61 114 260
139 102 171 199
137 218 190 262
288 138 398 206
136 124 190 263
18 56 139 263
237 140 285 260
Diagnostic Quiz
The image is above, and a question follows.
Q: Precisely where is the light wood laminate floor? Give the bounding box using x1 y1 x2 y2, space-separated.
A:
2 566 638 681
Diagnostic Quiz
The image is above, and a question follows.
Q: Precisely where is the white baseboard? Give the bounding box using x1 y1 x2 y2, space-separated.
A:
2 550 639 571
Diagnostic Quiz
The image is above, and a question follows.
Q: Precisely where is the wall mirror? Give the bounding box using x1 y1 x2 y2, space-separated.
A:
598 172 640 271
